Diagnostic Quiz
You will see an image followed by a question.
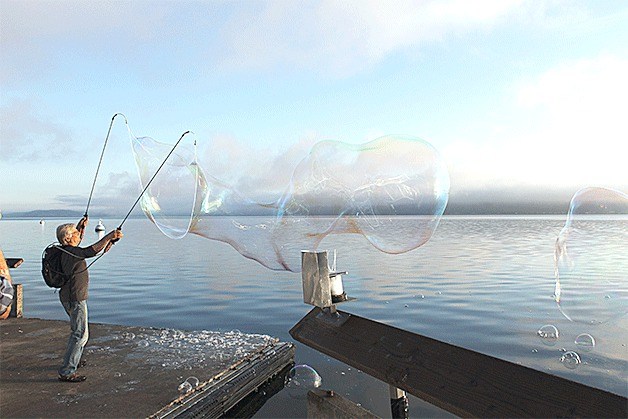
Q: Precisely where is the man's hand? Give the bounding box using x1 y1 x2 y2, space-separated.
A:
76 216 88 240
77 216 88 232
103 229 123 253
107 229 123 241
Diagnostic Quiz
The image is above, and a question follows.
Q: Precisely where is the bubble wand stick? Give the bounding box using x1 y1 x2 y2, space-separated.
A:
84 113 127 217
107 130 193 248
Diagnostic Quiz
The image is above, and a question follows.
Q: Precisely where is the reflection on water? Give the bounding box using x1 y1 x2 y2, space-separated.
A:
1 216 626 417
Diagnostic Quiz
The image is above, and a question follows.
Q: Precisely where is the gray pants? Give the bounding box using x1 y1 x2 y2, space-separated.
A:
59 300 89 376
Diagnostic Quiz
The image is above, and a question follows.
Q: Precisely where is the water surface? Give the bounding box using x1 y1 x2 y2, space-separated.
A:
1 216 625 417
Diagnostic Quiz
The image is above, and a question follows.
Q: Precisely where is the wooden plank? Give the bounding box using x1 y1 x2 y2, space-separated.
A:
224 363 294 418
152 341 295 418
9 283 22 318
307 389 380 419
290 307 627 418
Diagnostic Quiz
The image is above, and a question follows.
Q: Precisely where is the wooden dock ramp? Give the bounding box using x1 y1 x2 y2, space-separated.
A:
290 307 627 418
1 318 294 418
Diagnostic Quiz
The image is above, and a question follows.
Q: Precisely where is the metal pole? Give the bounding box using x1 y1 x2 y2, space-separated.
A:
389 385 409 419
85 113 126 217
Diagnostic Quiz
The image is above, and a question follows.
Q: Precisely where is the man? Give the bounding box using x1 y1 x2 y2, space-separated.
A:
56 216 123 382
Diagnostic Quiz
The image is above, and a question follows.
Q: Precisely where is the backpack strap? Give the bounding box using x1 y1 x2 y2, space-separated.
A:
52 244 84 259
43 242 105 275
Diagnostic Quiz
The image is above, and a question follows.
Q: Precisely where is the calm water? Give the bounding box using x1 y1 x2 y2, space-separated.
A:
1 216 626 417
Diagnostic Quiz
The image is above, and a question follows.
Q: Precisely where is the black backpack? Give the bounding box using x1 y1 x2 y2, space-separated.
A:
41 244 69 288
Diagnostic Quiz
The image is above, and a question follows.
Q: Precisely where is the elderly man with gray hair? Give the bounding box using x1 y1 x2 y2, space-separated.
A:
56 216 123 382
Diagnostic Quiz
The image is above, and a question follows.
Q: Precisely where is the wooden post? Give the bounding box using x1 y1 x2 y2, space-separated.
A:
307 389 379 419
10 284 22 318
290 307 627 418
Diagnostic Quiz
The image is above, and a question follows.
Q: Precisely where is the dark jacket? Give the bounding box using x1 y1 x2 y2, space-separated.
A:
59 245 97 302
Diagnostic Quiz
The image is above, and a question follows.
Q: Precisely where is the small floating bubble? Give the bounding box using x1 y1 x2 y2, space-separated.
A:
178 381 193 394
114 372 122 378
537 325 559 346
185 376 200 388
560 351 581 369
137 340 149 348
285 365 322 399
575 333 596 352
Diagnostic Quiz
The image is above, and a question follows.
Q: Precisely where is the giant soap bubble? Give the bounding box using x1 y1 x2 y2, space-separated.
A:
554 187 628 325
272 136 450 270
128 129 449 272
130 129 202 240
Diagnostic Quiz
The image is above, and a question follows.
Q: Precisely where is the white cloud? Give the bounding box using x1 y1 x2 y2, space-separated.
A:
219 0 525 76
444 53 628 194
199 132 320 201
516 54 628 128
1 0 601 85
0 0 170 85
55 171 141 214
0 100 74 161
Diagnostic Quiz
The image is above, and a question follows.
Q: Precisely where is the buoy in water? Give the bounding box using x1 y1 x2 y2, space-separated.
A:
95 219 105 232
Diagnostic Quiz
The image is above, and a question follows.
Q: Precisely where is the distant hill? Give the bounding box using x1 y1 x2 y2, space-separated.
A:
4 209 85 218
3 198 621 218
443 201 569 215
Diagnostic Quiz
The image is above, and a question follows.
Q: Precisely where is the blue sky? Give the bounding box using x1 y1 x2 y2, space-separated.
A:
1 0 627 214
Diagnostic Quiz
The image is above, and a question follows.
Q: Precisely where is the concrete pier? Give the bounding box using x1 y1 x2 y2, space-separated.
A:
0 317 294 418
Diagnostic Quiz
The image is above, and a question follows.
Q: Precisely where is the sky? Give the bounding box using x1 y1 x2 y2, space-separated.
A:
1 0 627 215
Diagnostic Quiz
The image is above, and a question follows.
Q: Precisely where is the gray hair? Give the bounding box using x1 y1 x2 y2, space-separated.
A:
56 223 76 245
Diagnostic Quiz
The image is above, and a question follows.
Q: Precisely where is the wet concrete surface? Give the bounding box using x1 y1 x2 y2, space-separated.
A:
0 317 283 418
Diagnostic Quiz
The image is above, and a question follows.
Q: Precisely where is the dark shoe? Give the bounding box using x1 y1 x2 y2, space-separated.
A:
78 359 87 369
59 373 87 382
